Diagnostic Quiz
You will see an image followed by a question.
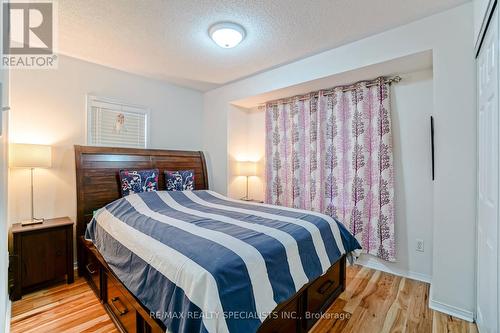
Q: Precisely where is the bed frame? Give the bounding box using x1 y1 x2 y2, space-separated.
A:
74 145 346 333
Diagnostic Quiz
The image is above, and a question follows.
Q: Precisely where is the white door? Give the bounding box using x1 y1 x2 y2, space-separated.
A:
477 7 499 333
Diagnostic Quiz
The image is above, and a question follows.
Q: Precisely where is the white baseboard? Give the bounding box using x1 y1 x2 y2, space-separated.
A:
357 255 475 323
429 285 475 322
356 254 432 283
5 300 11 333
429 298 475 322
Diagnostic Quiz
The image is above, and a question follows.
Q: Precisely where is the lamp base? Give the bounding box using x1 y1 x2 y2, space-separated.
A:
21 218 44 226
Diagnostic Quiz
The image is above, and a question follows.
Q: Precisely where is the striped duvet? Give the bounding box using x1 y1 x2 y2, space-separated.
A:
85 190 360 333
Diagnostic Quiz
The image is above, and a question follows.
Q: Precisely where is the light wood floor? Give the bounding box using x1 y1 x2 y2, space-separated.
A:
310 265 477 333
11 265 477 333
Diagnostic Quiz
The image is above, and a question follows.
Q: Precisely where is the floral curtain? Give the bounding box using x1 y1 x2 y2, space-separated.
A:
265 77 395 261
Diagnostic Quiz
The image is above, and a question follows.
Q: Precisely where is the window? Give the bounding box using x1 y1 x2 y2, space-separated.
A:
86 95 149 148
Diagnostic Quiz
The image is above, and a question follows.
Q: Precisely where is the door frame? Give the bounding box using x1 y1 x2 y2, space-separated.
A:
476 3 500 331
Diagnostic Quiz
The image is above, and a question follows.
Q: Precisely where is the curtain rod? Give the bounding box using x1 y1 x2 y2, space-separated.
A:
260 75 402 107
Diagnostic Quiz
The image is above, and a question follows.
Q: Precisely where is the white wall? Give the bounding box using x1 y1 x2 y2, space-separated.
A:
8 55 204 228
227 106 265 201
473 0 493 48
204 3 475 320
0 84 8 333
0 1 11 330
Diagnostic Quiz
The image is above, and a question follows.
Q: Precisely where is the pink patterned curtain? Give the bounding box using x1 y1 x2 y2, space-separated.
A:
265 77 395 261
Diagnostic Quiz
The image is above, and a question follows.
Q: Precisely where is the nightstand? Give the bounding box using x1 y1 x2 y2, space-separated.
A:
11 217 74 300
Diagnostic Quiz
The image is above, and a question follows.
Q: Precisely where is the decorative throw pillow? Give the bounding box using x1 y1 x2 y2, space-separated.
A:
119 169 159 197
164 170 195 191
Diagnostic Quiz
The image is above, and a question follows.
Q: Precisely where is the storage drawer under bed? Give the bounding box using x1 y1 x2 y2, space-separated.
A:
105 272 137 332
305 262 342 329
83 246 101 299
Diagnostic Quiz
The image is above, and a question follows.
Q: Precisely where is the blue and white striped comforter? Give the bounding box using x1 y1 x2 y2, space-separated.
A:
85 190 360 333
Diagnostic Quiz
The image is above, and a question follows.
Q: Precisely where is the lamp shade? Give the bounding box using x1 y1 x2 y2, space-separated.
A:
236 161 257 176
10 143 52 168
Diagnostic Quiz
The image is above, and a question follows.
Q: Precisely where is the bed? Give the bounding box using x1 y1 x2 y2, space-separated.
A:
75 145 360 333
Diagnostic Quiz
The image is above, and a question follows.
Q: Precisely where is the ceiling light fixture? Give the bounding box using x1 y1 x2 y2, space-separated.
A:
209 22 246 49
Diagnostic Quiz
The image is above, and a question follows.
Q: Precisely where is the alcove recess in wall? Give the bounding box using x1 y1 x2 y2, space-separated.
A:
227 104 266 202
228 50 436 282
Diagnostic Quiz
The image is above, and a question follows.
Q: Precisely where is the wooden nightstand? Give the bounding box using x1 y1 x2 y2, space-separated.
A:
11 217 74 300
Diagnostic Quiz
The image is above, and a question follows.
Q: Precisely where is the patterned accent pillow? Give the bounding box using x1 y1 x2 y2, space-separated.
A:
119 169 159 197
164 170 195 191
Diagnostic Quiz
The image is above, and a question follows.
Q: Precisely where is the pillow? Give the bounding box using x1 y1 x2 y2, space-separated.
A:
164 170 195 191
119 169 159 196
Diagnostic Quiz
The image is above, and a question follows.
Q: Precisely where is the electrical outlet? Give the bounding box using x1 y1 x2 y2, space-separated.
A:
416 239 424 252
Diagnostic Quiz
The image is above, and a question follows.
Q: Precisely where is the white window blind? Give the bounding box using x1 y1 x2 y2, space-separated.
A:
87 96 149 148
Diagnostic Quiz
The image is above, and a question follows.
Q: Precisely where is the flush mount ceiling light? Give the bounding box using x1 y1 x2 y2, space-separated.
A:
209 22 246 48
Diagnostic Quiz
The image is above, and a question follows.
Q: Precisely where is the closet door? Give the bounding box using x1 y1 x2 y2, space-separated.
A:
477 7 499 333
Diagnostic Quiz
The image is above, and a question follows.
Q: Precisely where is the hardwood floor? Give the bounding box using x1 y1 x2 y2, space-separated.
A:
10 278 118 333
11 265 477 333
310 265 477 333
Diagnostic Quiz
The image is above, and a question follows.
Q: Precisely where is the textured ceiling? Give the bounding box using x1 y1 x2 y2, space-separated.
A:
58 0 468 91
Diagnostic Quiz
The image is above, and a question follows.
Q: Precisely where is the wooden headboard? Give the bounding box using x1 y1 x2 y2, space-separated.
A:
74 145 208 251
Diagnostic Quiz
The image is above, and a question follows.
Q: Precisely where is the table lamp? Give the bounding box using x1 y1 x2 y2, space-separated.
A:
236 161 257 201
10 143 52 225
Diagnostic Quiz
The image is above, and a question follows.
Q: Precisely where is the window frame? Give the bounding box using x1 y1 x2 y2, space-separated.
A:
85 95 151 149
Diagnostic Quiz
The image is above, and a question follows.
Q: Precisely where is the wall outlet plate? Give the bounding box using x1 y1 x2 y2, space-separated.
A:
416 239 425 252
